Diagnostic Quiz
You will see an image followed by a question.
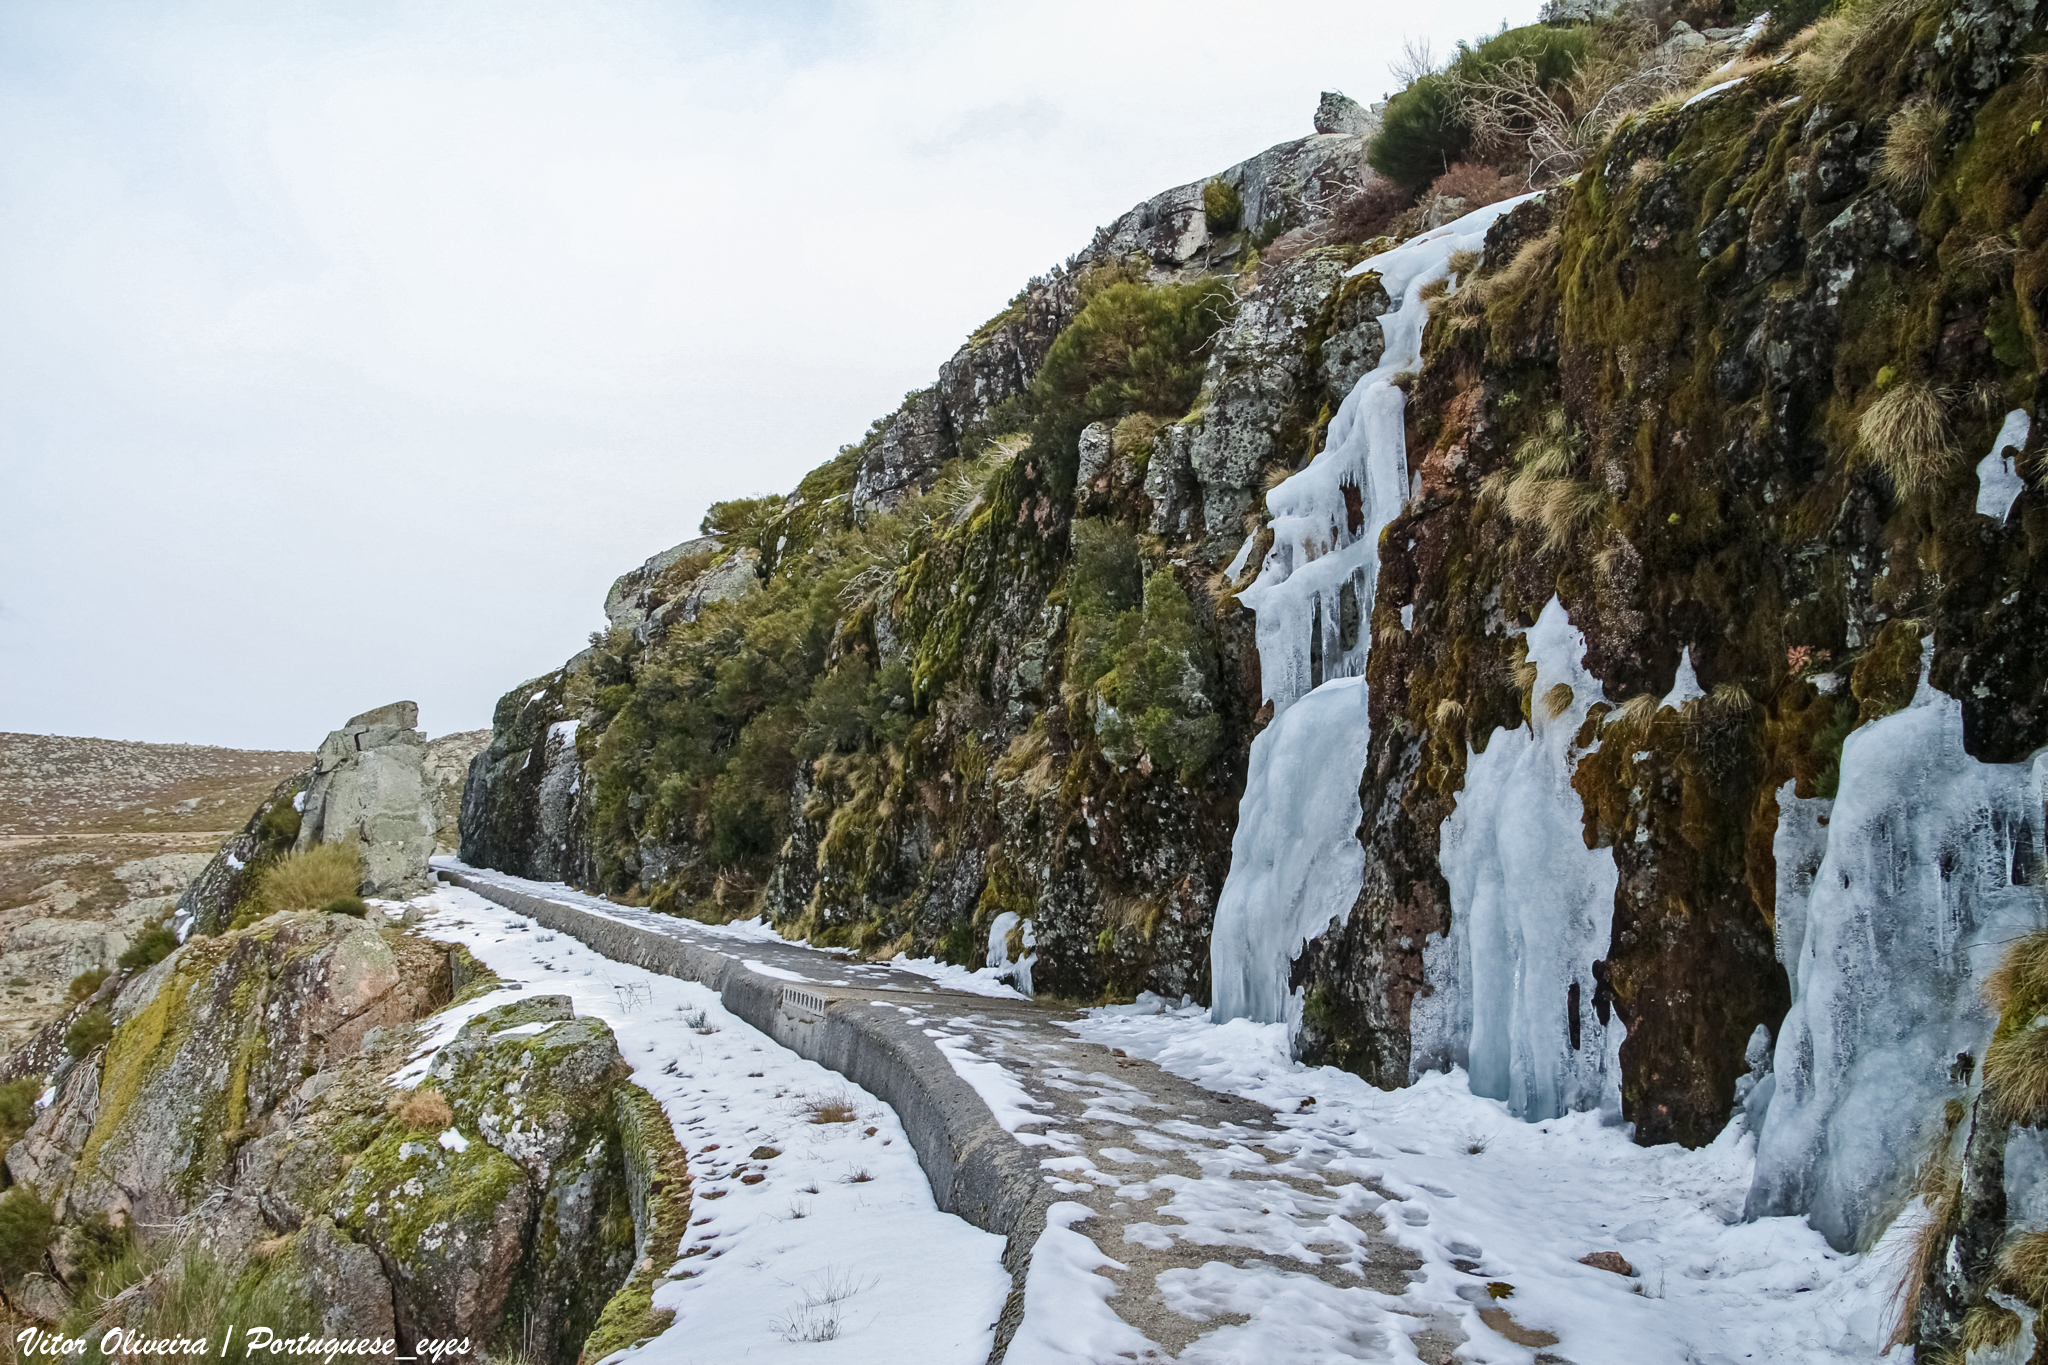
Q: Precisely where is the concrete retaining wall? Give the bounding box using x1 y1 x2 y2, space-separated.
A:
437 871 1047 1362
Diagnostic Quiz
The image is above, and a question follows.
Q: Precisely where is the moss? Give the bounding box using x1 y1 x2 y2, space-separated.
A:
580 1084 690 1365
1851 618 1926 726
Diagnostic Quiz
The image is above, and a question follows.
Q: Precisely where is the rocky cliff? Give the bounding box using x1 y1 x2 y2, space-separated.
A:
458 3 2048 1351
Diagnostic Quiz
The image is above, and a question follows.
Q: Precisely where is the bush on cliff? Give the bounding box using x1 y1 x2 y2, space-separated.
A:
0 1189 54 1278
116 923 178 972
1369 24 1591 191
65 1006 112 1059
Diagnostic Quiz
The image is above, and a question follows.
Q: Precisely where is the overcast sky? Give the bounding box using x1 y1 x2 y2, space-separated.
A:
1 0 1539 752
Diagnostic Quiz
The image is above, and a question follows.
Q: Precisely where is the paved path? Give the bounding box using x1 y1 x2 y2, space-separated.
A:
434 860 1475 1364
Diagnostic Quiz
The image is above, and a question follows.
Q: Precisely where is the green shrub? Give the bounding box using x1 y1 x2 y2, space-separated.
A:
1100 569 1225 781
0 1077 40 1142
1368 24 1592 192
1028 277 1235 484
0 1189 54 1277
319 895 368 918
67 968 108 1003
71 1213 131 1277
116 924 178 972
255 797 302 855
700 494 785 538
247 843 363 918
1203 179 1243 235
65 1006 113 1059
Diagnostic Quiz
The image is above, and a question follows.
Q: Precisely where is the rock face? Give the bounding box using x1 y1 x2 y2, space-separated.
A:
3 911 674 1365
457 19 2048 1336
424 730 492 853
297 702 437 897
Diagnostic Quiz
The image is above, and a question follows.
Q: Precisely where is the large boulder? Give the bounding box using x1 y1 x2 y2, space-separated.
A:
297 702 436 898
11 912 433 1226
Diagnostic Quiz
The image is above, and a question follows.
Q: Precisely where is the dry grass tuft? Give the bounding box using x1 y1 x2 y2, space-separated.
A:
1889 1152 1964 1348
1857 380 1957 498
1985 1020 2048 1123
799 1093 858 1125
1433 699 1467 733
1603 693 1663 748
1984 932 2048 1014
1877 96 1949 200
395 1089 453 1131
1984 932 2048 1125
1997 1228 2048 1304
249 842 363 918
1960 1299 2024 1354
1542 683 1575 720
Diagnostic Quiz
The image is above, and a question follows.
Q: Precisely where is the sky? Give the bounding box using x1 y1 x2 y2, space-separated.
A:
1 0 1539 752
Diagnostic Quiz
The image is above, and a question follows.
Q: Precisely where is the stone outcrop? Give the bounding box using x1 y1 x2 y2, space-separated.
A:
2 907 676 1365
1313 91 1374 136
297 701 436 898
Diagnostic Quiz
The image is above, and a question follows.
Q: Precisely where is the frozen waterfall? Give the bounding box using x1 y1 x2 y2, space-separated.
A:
1412 597 1623 1121
1209 196 1529 1026
1748 650 2048 1250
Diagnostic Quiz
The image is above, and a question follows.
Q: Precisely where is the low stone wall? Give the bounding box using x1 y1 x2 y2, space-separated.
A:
435 870 1049 1364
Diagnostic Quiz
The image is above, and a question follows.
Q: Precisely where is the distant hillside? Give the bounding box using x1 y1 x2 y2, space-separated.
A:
0 732 308 836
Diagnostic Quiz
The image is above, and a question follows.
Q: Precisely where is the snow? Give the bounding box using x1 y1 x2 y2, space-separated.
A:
1068 999 1904 1364
742 958 815 982
404 886 1011 1365
437 1128 471 1153
1660 646 1706 708
1975 407 2031 524
1004 1203 1157 1365
1682 76 1747 109
881 955 1027 1000
1749 645 2048 1249
927 1025 1055 1139
1211 196 1531 1027
548 718 580 743
1416 597 1623 1121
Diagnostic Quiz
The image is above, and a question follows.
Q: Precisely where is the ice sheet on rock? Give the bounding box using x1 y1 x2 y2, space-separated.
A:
1976 406 2033 523
1976 408 2032 524
1414 596 1623 1122
1661 647 1705 708
1210 197 1531 1029
1240 195 1530 720
1209 678 1374 1024
1771 780 1833 1006
985 910 1037 997
1748 648 2048 1249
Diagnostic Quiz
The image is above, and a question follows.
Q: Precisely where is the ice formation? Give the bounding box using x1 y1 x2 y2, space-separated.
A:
1209 197 1529 1026
987 910 1038 998
1411 597 1624 1121
1747 649 2048 1249
1975 408 2032 524
1206 679 1374 1023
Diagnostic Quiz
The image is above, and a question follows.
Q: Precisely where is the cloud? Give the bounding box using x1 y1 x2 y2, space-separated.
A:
909 98 1062 156
0 0 1541 749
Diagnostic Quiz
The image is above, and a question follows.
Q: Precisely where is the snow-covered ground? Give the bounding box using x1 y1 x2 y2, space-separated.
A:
400 885 1011 1365
1068 997 1905 1365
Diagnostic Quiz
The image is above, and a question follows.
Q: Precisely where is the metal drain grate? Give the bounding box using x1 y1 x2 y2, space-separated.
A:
781 985 829 1019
